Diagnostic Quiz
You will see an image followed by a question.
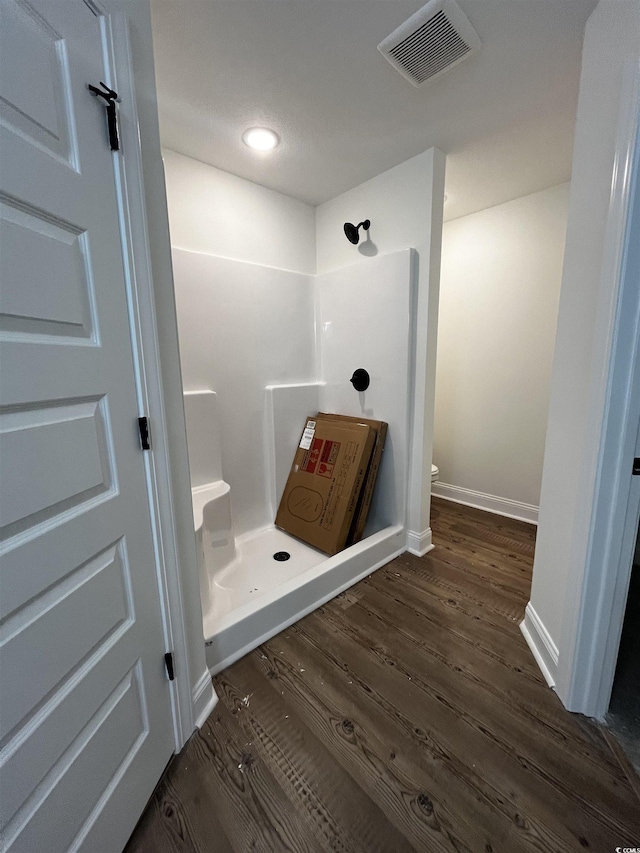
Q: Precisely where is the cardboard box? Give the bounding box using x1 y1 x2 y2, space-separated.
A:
275 417 375 555
316 413 388 545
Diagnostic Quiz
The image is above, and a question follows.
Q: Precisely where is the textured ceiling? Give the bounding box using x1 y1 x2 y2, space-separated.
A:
151 0 596 220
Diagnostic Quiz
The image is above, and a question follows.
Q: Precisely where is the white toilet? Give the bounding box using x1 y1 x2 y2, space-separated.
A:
431 463 439 482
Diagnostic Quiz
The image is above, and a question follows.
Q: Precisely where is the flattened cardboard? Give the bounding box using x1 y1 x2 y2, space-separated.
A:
316 413 388 545
275 418 375 555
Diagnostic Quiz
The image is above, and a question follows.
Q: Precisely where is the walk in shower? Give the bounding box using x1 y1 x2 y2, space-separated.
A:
168 145 444 673
167 148 444 674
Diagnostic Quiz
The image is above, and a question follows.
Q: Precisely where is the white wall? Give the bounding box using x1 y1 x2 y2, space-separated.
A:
316 250 415 535
316 148 446 554
315 149 443 275
265 250 416 541
162 150 318 538
163 149 316 274
173 249 315 537
433 184 569 518
525 0 640 690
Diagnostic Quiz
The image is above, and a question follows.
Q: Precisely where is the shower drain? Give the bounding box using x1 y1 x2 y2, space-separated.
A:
273 551 291 561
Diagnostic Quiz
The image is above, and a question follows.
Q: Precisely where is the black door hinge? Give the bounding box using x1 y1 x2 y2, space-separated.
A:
88 82 120 151
138 416 151 451
164 652 175 681
633 458 640 475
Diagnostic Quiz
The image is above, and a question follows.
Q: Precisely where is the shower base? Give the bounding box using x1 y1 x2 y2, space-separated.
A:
203 523 405 674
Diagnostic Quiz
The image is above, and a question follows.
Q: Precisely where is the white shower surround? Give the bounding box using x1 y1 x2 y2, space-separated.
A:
175 252 315 537
174 247 424 673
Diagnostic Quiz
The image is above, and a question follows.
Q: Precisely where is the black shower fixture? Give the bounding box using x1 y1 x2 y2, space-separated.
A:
344 219 370 245
350 368 370 392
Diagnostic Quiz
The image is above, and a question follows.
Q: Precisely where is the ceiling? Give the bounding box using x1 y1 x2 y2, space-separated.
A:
150 0 596 221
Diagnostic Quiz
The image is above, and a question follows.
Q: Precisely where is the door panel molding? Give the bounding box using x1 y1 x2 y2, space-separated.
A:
0 2 209 849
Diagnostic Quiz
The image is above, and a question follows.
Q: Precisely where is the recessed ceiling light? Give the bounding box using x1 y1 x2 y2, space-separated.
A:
242 127 280 151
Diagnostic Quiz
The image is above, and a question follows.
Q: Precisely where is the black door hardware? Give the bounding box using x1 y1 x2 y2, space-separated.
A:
633 458 640 475
164 652 175 681
138 416 151 451
88 82 120 151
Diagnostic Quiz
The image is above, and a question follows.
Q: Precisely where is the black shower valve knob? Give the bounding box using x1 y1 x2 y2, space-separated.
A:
350 369 370 392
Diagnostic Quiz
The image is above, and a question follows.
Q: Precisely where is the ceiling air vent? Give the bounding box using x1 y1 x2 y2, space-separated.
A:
378 0 481 87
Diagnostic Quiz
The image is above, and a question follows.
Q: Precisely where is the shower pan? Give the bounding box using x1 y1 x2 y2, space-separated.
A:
174 246 420 674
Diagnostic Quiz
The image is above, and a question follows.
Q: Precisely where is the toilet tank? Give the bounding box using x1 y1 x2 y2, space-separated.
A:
183 390 224 487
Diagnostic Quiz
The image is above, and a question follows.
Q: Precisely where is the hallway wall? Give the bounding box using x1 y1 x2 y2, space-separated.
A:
527 0 640 698
433 183 569 521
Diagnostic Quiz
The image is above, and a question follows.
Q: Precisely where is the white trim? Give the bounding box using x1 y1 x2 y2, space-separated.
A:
520 603 558 688
104 12 192 748
556 60 640 718
406 528 433 556
406 153 446 549
431 482 538 525
192 670 218 729
100 9 212 748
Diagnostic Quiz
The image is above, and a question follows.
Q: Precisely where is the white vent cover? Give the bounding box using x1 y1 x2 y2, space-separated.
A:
378 0 481 87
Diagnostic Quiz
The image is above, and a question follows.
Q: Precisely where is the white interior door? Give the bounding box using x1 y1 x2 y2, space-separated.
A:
0 2 175 850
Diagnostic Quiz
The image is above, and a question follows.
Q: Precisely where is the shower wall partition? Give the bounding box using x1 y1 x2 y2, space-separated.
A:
174 246 419 672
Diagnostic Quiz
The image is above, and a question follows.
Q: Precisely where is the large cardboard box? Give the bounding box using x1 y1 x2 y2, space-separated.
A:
316 413 388 545
275 417 375 555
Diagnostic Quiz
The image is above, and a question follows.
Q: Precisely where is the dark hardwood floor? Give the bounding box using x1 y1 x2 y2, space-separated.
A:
126 499 640 852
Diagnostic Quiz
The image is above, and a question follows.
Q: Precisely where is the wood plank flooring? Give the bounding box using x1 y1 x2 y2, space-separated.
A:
126 499 640 853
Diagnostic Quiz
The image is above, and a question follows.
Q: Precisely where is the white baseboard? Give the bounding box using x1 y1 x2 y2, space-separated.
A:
406 528 433 557
520 602 558 688
192 669 218 729
431 482 538 525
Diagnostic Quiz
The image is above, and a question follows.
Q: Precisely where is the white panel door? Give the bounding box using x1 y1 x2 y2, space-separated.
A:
0 2 175 851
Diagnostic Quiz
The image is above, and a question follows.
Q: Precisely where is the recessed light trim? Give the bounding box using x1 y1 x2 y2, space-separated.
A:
243 127 280 151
